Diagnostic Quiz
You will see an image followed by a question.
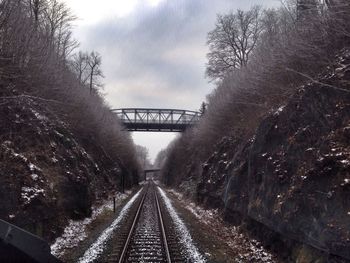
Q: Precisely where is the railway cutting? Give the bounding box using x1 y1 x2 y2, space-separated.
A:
102 182 185 263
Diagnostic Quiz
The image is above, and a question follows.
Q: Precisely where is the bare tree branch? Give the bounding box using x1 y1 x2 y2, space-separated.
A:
286 68 350 93
206 6 262 81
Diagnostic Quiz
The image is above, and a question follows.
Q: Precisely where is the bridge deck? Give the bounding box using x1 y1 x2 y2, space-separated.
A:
113 108 201 132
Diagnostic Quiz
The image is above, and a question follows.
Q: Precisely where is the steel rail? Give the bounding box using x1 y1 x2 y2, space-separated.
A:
118 187 148 263
155 188 172 263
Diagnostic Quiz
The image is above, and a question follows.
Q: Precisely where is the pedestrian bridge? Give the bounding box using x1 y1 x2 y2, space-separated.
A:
113 108 201 132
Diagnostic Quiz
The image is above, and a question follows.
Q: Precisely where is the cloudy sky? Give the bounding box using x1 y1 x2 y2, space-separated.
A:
64 0 281 162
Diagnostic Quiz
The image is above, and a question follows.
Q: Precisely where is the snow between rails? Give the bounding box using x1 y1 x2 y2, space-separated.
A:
77 189 142 263
158 187 206 263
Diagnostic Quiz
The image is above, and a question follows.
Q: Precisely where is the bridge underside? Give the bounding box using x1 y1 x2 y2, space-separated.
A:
144 169 161 180
123 123 190 132
113 108 201 132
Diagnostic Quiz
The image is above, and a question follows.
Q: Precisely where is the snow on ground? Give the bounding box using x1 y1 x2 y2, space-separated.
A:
167 189 218 223
167 188 277 263
158 187 206 263
76 189 142 263
51 191 131 258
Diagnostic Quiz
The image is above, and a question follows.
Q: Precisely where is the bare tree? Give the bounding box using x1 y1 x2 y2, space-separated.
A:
87 51 103 94
135 145 151 171
154 149 167 169
70 50 104 93
162 0 350 189
297 0 318 20
206 6 262 81
199 102 207 115
0 0 141 194
71 51 89 85
29 0 43 25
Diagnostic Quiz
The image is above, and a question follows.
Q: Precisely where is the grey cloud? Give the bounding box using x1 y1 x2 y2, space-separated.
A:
77 0 281 110
72 0 281 160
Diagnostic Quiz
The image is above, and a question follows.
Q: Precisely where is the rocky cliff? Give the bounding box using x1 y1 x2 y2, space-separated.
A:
0 97 138 242
193 52 350 260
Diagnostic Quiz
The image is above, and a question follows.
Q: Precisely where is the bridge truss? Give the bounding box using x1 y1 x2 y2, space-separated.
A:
113 108 201 132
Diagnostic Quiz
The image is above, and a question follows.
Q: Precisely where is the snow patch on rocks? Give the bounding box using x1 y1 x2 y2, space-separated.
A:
30 108 48 121
273 105 285 116
21 186 45 205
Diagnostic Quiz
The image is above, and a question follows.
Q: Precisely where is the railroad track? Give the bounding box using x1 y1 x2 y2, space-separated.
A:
104 182 177 263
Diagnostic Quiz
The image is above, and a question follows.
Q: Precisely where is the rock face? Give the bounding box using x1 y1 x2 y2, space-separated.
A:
0 98 138 241
248 86 350 259
198 137 247 212
197 53 350 260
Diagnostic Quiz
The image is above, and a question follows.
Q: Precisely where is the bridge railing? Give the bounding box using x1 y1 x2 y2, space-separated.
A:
112 108 201 132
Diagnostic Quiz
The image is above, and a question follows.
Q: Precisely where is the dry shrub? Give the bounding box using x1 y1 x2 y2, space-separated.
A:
0 0 141 179
160 0 350 185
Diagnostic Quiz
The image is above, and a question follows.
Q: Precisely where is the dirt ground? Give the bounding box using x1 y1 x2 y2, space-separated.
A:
163 188 281 263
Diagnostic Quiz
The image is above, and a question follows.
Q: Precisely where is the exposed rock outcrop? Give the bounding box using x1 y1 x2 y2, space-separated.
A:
0 97 138 241
196 52 350 260
247 86 350 259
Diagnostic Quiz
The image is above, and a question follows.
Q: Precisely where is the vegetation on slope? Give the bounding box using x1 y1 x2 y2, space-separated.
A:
159 1 350 260
160 0 350 189
0 0 141 240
